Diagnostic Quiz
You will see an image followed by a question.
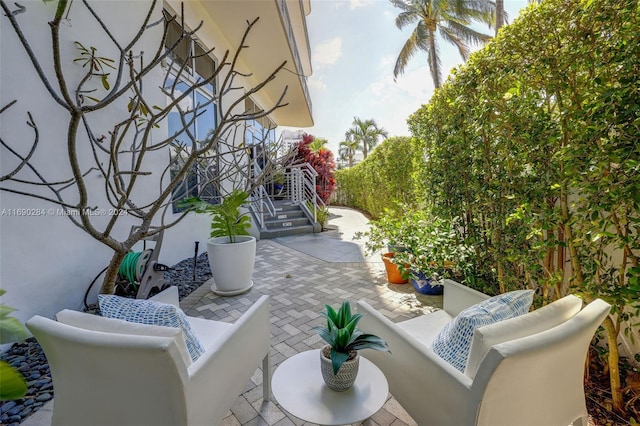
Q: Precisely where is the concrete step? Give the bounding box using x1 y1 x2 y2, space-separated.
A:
260 224 315 239
266 210 306 221
258 199 318 239
265 216 311 229
271 201 304 213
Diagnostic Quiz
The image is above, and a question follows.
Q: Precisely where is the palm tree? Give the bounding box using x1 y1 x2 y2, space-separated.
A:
390 0 495 88
338 136 360 167
309 137 329 153
346 117 388 159
495 0 504 35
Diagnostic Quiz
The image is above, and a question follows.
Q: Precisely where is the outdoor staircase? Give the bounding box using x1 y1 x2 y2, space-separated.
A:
259 200 318 239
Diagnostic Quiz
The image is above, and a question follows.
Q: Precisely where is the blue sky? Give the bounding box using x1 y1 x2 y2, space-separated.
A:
282 0 530 156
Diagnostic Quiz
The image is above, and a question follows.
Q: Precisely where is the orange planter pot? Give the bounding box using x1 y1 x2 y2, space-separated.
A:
381 253 409 284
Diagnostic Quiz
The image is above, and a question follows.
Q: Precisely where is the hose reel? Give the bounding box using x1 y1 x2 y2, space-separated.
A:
116 226 169 299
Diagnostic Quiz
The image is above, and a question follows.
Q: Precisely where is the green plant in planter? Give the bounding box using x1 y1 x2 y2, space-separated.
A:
272 172 285 185
354 209 406 255
181 190 251 242
313 300 390 374
0 289 29 400
316 205 329 230
388 214 473 283
306 201 330 231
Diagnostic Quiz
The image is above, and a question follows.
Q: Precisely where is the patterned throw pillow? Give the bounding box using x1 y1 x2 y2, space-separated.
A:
98 295 205 362
431 289 534 372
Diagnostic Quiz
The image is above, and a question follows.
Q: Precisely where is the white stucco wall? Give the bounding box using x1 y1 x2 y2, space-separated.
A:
0 0 271 324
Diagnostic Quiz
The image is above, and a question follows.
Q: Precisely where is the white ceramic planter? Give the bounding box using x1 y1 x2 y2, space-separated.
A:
207 235 256 295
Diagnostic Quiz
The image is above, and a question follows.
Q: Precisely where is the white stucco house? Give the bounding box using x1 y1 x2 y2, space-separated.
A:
0 0 313 324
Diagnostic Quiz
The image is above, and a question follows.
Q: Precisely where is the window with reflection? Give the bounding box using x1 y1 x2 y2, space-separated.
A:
165 14 219 212
245 98 276 171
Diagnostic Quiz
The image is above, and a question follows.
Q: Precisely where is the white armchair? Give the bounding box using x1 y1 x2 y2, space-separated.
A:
26 287 271 426
357 279 610 426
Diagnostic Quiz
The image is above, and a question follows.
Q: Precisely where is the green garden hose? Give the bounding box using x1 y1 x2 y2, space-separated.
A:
118 249 152 289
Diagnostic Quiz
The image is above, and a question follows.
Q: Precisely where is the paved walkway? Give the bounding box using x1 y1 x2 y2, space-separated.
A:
24 207 443 426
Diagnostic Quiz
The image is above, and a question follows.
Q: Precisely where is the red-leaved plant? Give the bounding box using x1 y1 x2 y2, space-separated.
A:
294 134 336 203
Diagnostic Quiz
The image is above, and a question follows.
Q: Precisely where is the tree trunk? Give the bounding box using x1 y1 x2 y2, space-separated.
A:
495 0 504 36
602 315 623 413
428 33 441 88
556 224 566 296
561 187 584 286
100 250 127 295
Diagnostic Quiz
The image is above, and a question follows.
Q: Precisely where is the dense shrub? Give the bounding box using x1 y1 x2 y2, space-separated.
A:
337 0 639 414
334 136 421 219
408 0 638 413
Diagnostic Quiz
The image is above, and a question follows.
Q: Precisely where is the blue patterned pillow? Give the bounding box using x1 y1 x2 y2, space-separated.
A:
98 295 205 362
431 290 534 372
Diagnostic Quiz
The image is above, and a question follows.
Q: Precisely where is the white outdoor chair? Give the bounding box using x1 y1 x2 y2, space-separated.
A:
357 280 610 426
26 287 271 426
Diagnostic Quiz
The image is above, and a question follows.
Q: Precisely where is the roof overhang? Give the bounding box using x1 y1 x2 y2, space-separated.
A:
192 0 314 127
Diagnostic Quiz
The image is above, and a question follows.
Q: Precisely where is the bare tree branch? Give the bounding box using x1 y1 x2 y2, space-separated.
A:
1 1 293 294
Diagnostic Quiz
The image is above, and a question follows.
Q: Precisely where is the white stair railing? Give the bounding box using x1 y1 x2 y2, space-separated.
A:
286 163 325 224
249 159 275 230
246 142 324 232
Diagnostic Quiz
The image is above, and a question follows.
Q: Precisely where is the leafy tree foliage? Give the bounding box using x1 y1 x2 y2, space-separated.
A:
340 0 639 414
293 134 336 204
308 137 329 153
390 0 494 88
345 117 388 159
338 136 359 168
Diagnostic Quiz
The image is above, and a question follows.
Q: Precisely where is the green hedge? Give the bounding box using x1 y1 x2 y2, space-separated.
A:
409 0 639 300
340 0 639 299
337 0 639 409
338 0 639 309
334 136 421 219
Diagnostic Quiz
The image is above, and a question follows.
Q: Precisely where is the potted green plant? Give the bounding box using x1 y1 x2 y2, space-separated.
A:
354 210 406 255
356 210 422 284
0 290 29 401
272 171 285 193
182 190 255 295
394 216 468 295
312 300 390 391
305 200 330 231
354 211 404 283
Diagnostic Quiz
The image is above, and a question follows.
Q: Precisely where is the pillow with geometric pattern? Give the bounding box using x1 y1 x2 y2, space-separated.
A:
98 295 205 362
430 289 534 372
464 294 582 379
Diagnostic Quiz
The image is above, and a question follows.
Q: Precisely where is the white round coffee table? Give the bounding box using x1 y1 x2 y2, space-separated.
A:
272 349 389 425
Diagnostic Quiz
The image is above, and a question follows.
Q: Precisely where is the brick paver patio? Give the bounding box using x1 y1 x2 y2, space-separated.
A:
20 208 443 426
180 235 443 426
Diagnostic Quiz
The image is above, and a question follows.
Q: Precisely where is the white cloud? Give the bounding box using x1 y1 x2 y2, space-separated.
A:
366 64 433 105
393 65 433 100
308 77 327 91
379 55 395 68
368 76 393 99
314 37 342 65
350 0 366 9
